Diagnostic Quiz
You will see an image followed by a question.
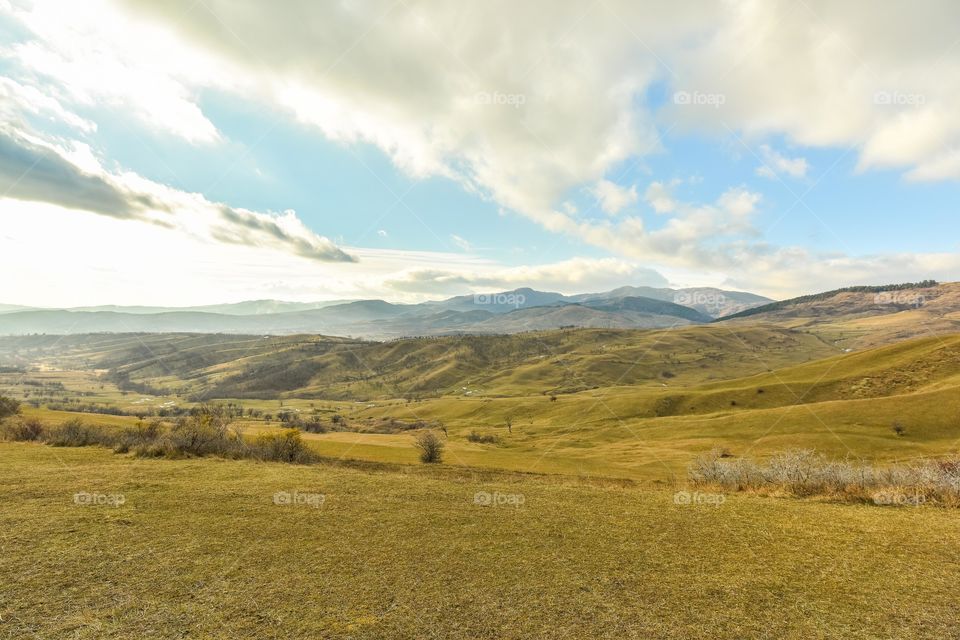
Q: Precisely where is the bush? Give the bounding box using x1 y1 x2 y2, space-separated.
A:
253 429 318 464
46 419 112 447
414 431 444 464
2 417 45 441
0 395 20 421
163 408 245 457
466 430 499 444
113 420 165 453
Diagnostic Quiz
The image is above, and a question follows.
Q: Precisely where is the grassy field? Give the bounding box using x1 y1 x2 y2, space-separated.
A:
2 442 959 639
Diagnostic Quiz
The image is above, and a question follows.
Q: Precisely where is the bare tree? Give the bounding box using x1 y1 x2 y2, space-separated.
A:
414 431 445 463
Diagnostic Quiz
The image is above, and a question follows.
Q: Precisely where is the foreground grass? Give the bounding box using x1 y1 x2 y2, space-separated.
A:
2 443 959 639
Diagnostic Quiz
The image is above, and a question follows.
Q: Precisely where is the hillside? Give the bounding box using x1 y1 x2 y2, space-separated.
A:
0 325 837 401
719 281 960 349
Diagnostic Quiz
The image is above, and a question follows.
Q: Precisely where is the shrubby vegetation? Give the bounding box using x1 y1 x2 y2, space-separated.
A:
466 430 499 444
0 396 20 421
1 417 44 441
413 431 444 463
1 405 317 465
690 448 960 506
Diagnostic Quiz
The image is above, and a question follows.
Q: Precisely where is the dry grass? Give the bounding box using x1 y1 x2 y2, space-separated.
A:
2 442 960 639
690 448 960 506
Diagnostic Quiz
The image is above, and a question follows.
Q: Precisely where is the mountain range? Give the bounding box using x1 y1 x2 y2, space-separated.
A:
0 286 770 338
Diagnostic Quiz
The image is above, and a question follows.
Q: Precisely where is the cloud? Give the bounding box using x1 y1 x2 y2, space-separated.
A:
755 145 809 180
644 180 679 214
450 234 472 251
4 0 960 301
384 257 669 296
590 179 638 215
0 127 161 221
0 77 96 133
666 0 960 181
3 0 227 144
215 207 355 263
0 124 354 263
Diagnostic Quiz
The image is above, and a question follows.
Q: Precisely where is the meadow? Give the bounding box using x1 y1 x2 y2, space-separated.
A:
2 442 959 639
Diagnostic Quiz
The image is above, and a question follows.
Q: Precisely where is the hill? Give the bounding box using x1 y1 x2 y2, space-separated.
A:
0 325 837 401
718 280 960 349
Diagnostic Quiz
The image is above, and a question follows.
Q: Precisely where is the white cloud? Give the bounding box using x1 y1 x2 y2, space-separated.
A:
590 179 638 215
4 0 960 302
755 145 809 180
644 180 680 214
384 257 668 296
4 0 231 144
450 234 472 251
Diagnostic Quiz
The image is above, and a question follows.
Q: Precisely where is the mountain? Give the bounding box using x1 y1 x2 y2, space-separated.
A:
434 288 568 313
0 285 769 338
69 300 355 315
577 296 713 323
571 286 771 318
0 304 35 315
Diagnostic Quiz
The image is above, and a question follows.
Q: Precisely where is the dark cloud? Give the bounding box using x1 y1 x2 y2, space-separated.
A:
0 128 355 263
217 206 357 263
0 129 153 219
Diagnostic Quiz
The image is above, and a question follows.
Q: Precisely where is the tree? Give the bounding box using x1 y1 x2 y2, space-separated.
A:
0 396 20 421
413 431 444 464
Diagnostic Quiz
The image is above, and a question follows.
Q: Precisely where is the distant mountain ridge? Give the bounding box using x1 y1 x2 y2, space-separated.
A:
0 285 772 338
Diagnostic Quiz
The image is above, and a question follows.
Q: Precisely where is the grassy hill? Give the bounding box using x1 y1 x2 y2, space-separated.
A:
0 325 838 400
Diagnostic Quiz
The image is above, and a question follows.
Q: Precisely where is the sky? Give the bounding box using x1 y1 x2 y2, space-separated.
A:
1 0 959 307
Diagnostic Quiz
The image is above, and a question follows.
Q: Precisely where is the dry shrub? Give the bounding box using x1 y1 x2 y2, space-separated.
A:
689 447 960 506
46 419 113 447
253 429 318 464
2 417 45 441
466 431 499 444
414 431 444 464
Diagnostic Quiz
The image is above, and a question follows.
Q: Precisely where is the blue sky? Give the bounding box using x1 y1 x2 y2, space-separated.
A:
1 0 959 306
